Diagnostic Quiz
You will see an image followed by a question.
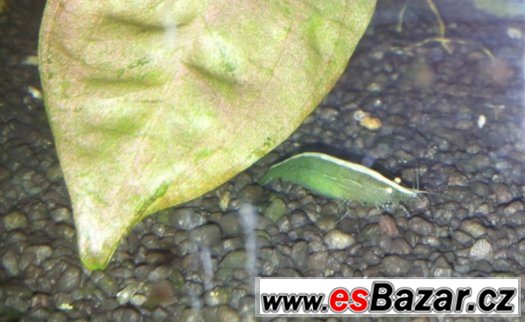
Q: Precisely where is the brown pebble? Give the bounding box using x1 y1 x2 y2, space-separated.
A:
31 293 50 308
360 116 382 130
484 58 514 85
447 171 468 186
378 215 398 237
413 62 435 89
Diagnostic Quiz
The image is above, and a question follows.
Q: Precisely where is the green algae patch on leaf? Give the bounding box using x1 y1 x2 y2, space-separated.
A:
259 153 420 205
38 0 376 270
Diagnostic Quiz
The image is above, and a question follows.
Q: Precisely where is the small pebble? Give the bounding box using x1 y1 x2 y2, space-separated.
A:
116 283 143 305
148 266 171 282
238 185 264 203
360 115 383 130
382 255 412 276
378 215 398 237
477 114 486 129
366 82 383 93
190 224 222 247
317 215 337 232
217 305 241 322
307 252 327 272
205 288 230 306
27 86 42 100
25 245 53 264
492 184 513 204
408 216 434 236
50 207 72 224
470 239 493 260
507 26 522 39
353 109 367 121
220 251 247 269
91 271 118 296
152 308 168 321
217 212 241 236
291 241 309 267
112 306 141 322
460 219 487 238
180 308 202 322
389 238 412 255
263 196 287 223
2 211 28 230
218 191 231 211
324 229 355 250
56 265 82 293
1 250 19 276
170 207 206 230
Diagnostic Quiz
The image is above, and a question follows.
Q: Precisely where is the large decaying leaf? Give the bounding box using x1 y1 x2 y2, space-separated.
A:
39 0 376 269
259 152 420 204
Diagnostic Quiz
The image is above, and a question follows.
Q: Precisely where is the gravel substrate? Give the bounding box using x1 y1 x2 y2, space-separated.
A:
1 0 524 321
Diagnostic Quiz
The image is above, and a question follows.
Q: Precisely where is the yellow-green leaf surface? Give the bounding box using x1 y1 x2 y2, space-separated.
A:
38 0 376 270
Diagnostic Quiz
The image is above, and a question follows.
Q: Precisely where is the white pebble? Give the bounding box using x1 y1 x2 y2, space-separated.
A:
353 109 368 121
469 239 493 260
27 86 42 100
477 114 486 129
58 302 74 311
507 27 522 40
324 229 355 250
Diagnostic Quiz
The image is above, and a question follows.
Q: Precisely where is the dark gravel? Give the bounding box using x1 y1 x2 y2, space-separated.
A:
1 0 525 321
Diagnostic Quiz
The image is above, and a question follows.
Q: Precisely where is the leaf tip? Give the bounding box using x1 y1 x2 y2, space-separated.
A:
78 242 114 271
75 211 129 271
